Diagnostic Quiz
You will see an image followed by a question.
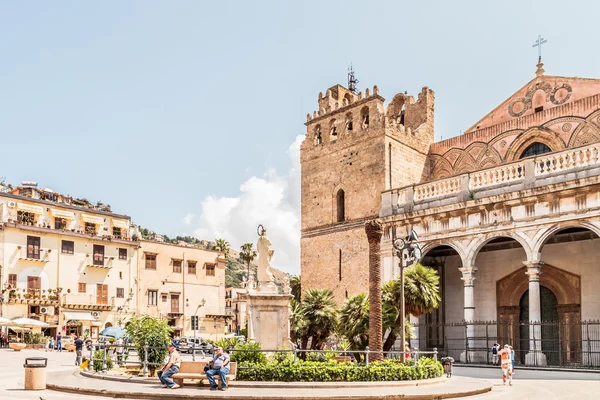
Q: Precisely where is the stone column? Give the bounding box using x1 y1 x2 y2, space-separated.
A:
459 266 477 363
365 220 383 362
524 261 547 366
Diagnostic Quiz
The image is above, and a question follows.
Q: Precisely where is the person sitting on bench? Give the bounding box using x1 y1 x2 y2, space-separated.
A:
205 346 230 391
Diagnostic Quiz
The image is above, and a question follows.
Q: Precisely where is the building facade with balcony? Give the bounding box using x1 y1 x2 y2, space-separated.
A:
226 285 247 335
301 61 600 367
138 240 227 340
0 184 140 339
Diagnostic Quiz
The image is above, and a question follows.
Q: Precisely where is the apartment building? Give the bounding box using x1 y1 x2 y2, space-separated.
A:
138 240 227 340
0 183 140 339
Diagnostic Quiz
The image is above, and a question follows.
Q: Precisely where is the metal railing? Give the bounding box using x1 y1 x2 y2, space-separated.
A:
411 320 600 368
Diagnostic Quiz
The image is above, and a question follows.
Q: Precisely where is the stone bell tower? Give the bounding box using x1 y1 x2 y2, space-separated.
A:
300 79 435 303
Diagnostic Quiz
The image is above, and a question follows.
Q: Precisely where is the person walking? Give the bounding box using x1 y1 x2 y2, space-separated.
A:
491 343 500 366
56 333 63 352
115 338 124 366
509 345 515 375
157 343 181 389
49 337 55 351
499 344 513 386
74 336 84 366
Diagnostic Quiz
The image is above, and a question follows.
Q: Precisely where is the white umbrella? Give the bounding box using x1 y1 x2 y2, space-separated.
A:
10 317 49 328
0 316 12 325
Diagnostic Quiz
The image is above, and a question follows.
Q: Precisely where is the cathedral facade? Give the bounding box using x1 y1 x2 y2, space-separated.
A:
300 62 600 367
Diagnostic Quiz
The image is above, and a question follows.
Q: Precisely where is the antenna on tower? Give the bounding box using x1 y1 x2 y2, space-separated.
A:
348 63 358 94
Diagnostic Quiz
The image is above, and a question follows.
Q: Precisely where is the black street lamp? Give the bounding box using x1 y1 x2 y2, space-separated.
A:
392 229 421 360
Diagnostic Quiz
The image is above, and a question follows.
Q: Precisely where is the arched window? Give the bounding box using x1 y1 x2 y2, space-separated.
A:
329 119 337 140
314 125 322 145
336 189 345 223
519 142 552 159
345 112 353 131
360 106 370 128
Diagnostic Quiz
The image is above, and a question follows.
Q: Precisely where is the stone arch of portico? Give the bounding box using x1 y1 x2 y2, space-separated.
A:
530 221 600 259
465 231 533 268
420 240 467 266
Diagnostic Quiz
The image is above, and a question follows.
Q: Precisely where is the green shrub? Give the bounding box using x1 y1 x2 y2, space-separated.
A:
230 342 267 365
93 350 114 372
269 350 294 364
305 351 328 362
236 357 443 382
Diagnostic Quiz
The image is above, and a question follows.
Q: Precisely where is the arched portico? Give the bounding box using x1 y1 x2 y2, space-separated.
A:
416 244 465 352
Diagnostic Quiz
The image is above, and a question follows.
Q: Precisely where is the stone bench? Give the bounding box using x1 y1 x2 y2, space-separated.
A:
172 361 237 387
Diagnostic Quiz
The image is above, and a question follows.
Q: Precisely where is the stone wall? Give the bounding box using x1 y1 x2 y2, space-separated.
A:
301 225 369 304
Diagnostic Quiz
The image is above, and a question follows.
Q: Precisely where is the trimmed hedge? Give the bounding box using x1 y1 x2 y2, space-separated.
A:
237 357 443 382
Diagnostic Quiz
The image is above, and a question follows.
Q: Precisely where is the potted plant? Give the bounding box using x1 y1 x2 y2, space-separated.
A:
332 339 353 363
24 292 33 299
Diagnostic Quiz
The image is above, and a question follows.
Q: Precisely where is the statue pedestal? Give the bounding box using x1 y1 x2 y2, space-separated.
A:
243 290 293 350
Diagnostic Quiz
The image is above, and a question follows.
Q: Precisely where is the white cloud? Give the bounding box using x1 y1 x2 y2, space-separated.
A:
193 135 304 274
182 213 194 225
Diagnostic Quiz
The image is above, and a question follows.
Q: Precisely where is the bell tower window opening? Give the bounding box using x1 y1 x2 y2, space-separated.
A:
345 112 353 131
520 142 552 159
315 125 322 145
360 106 369 128
336 189 345 223
330 119 337 139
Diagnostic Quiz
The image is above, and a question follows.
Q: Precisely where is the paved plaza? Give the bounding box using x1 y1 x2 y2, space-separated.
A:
0 348 598 399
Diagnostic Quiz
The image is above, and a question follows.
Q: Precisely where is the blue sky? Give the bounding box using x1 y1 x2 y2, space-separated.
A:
1 1 599 273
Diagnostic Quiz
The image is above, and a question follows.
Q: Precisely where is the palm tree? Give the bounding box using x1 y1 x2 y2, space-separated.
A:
381 263 440 351
289 298 306 346
337 293 369 362
213 238 231 259
299 289 338 350
239 242 257 283
365 220 383 361
289 275 301 302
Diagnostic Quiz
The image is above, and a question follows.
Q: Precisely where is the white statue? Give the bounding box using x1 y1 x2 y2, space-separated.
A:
256 227 275 283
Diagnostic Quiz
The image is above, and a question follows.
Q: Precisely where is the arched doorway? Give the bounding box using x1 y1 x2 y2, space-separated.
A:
418 245 463 353
519 286 559 365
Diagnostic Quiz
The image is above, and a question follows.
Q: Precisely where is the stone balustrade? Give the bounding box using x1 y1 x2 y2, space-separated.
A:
414 176 462 202
380 143 600 217
469 162 525 190
535 143 600 176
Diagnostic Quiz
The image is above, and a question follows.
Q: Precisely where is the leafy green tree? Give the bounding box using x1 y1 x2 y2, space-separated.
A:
289 275 301 302
299 289 338 350
214 238 231 259
125 315 173 375
337 293 369 361
239 242 257 282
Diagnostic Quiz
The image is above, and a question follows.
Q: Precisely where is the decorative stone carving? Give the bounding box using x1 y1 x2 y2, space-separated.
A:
550 84 573 105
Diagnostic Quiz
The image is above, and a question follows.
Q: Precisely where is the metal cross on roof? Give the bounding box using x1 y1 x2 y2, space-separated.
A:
532 35 547 60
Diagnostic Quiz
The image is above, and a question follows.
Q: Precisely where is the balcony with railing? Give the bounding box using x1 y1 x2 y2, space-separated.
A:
381 142 600 216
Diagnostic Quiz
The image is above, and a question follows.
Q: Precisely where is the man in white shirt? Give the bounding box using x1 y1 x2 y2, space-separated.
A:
205 346 230 391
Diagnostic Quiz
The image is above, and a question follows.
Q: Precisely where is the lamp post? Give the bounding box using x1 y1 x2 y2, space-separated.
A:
191 298 206 361
392 229 421 360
